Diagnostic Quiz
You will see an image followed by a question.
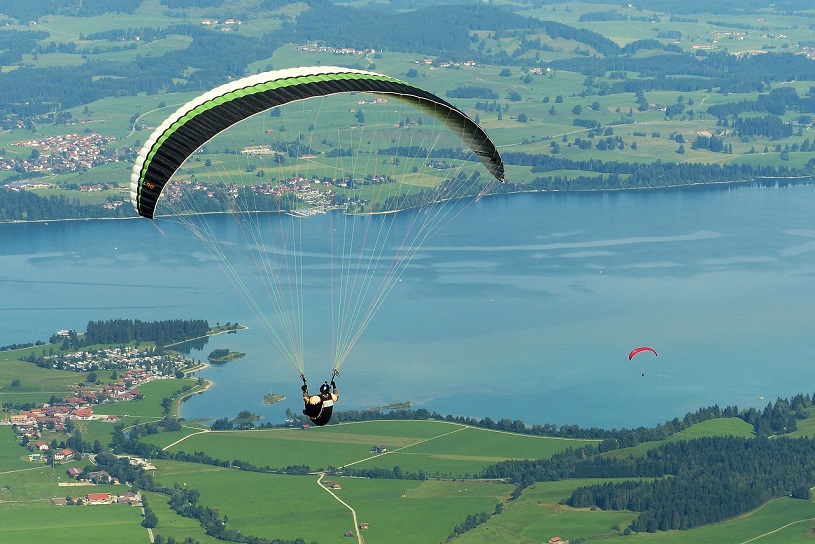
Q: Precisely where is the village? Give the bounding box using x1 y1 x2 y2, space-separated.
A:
28 342 199 375
8 343 200 452
1 132 129 180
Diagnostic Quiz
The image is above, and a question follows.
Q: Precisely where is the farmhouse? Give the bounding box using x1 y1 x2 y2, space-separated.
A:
66 467 82 478
87 470 112 484
371 445 387 453
86 493 112 504
116 491 142 506
323 481 341 490
54 448 74 461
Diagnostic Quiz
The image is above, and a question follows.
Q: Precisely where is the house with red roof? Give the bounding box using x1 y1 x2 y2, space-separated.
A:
54 448 74 461
86 493 112 504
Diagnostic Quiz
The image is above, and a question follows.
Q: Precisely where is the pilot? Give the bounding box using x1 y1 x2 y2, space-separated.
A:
302 379 339 426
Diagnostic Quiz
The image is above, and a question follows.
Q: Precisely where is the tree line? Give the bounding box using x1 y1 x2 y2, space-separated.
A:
0 0 141 20
0 189 135 221
47 318 210 349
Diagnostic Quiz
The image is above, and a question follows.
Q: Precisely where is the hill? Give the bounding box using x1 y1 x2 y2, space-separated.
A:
1 0 815 221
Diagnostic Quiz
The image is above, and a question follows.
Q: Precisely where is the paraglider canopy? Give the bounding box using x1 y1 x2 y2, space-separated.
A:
130 65 505 219
128 65 506 382
628 346 657 360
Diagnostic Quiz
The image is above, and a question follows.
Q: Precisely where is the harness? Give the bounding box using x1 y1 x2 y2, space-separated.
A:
312 397 333 421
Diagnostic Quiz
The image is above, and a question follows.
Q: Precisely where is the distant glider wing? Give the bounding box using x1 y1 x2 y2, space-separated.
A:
628 346 657 360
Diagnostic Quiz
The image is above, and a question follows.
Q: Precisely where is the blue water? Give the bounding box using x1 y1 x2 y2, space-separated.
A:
3 182 815 429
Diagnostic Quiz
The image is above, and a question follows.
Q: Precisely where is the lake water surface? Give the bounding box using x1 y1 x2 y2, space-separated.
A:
3 182 815 429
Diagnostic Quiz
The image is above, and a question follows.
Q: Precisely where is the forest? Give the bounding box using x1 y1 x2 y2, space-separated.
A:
0 188 134 221
49 318 210 348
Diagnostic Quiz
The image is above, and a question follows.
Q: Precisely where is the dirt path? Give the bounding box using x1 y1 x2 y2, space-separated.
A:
317 473 364 543
737 517 815 543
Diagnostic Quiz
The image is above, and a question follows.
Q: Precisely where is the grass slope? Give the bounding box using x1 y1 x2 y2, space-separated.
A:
150 420 596 477
0 502 147 544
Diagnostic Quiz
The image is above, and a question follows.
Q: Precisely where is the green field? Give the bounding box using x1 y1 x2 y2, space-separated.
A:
0 425 33 470
150 458 514 543
4 396 815 544
602 417 756 459
0 501 148 544
0 349 93 406
147 420 596 477
92 378 203 419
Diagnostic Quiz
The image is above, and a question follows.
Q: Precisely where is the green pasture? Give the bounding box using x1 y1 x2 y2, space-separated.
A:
151 458 513 543
0 425 32 470
454 478 637 544
329 477 514 543
151 460 352 542
0 460 118 502
346 424 596 476
93 378 201 419
0 350 89 404
130 426 208 450
602 418 755 459
153 427 392 470
0 501 148 544
70 419 132 449
143 490 221 544
628 497 815 544
149 420 595 477
452 480 815 544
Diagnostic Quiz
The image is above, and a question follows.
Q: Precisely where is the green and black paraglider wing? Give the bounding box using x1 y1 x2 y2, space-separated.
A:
130 66 505 218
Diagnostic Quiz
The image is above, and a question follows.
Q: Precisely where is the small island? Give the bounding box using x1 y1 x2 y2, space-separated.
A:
263 393 286 405
207 348 246 363
369 401 411 411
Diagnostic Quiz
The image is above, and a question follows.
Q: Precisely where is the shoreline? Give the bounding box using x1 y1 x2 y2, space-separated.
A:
2 175 815 226
173 377 212 419
168 326 250 419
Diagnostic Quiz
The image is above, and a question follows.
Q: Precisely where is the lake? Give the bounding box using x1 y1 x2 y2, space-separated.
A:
2 181 815 429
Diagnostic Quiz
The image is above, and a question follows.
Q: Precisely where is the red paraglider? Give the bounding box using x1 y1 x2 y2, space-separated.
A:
629 346 658 360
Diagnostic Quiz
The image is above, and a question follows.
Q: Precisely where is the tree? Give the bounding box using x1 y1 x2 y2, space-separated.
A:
10 379 20 388
517 113 528 123
86 371 97 383
792 486 812 500
499 68 512 77
572 104 583 115
142 507 158 528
